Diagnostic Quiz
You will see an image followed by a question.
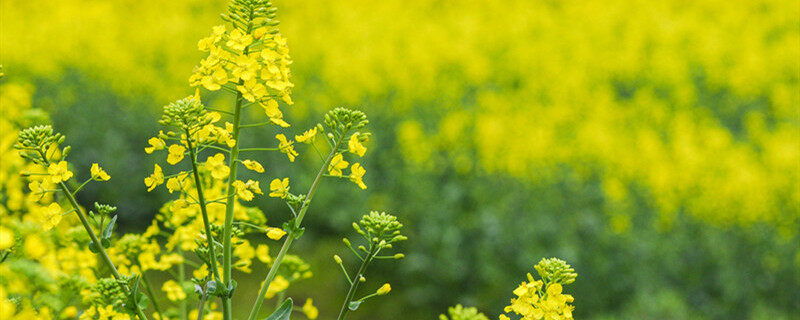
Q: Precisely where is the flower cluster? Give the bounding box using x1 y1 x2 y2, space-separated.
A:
500 258 578 320
439 304 489 320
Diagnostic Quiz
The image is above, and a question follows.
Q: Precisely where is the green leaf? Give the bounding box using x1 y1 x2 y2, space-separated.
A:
348 300 362 311
103 215 117 239
265 298 293 320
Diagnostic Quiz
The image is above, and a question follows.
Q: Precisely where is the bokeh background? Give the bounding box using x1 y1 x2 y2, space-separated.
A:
2 0 799 319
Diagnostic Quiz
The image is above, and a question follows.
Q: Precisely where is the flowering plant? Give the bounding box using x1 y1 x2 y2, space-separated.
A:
2 1 578 319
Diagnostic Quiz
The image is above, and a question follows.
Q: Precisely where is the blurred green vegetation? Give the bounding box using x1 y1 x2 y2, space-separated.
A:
2 0 798 319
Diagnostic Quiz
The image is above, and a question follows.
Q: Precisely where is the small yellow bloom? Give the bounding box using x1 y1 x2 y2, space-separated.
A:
145 164 164 192
242 159 264 173
499 315 510 320
269 178 290 198
42 202 63 231
266 227 286 240
328 154 348 176
233 180 254 201
295 127 317 144
166 176 183 193
205 153 230 179
237 79 267 102
302 298 319 319
226 29 253 51
376 283 391 295
276 134 298 162
348 134 366 157
24 234 46 258
256 244 271 263
167 144 186 165
349 163 367 189
48 161 73 183
264 275 289 299
162 280 186 301
91 163 111 181
145 137 166 154
0 226 14 250
28 180 50 194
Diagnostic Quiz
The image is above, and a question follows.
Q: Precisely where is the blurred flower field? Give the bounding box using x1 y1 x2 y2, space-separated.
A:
1 0 798 319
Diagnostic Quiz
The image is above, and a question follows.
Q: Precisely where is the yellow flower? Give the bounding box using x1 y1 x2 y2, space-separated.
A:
328 154 348 176
376 283 391 295
205 153 230 179
232 180 254 201
256 244 271 263
266 227 286 240
28 180 50 194
260 99 290 127
162 280 186 301
167 144 186 165
145 164 164 192
242 159 264 173
60 306 78 319
269 178 289 198
348 134 366 157
276 134 298 162
237 79 267 102
91 163 111 181
264 275 289 299
302 299 319 319
166 176 183 193
42 202 63 231
0 226 14 250
499 315 510 320
349 163 367 189
145 137 166 154
226 29 253 51
295 127 317 144
48 161 73 183
24 234 46 258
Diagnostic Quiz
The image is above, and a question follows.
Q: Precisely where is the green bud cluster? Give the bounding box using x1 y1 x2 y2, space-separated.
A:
353 211 407 248
439 304 489 320
93 277 129 310
324 108 369 141
158 97 209 131
15 125 68 164
224 0 280 31
535 257 578 285
277 255 312 282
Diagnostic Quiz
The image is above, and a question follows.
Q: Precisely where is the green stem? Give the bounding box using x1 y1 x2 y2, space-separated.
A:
336 247 376 320
178 249 188 320
40 152 149 320
246 137 343 320
139 269 164 318
186 130 223 283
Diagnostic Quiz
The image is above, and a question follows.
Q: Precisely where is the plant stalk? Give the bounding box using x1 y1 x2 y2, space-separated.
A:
186 130 223 283
336 247 376 320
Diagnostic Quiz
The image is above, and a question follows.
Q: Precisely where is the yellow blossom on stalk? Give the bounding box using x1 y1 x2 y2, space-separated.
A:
41 202 63 231
376 283 391 295
145 137 166 154
166 176 183 193
237 79 267 102
191 65 229 91
232 55 261 81
276 134 298 162
90 163 110 181
0 226 14 250
167 144 186 165
264 275 289 298
302 299 319 319
233 180 254 201
226 29 253 51
295 127 317 144
328 154 348 176
28 180 49 194
24 234 46 258
348 134 366 157
349 163 367 189
162 280 186 301
269 178 289 198
193 264 209 279
145 164 164 191
256 244 271 263
260 99 289 127
266 227 286 240
47 161 72 183
205 153 230 179
242 159 264 173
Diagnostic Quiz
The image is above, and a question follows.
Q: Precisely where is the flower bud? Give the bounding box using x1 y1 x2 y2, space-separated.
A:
333 255 342 264
376 283 391 295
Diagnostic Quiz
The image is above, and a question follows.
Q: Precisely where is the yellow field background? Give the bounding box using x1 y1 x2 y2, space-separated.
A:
2 0 798 319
